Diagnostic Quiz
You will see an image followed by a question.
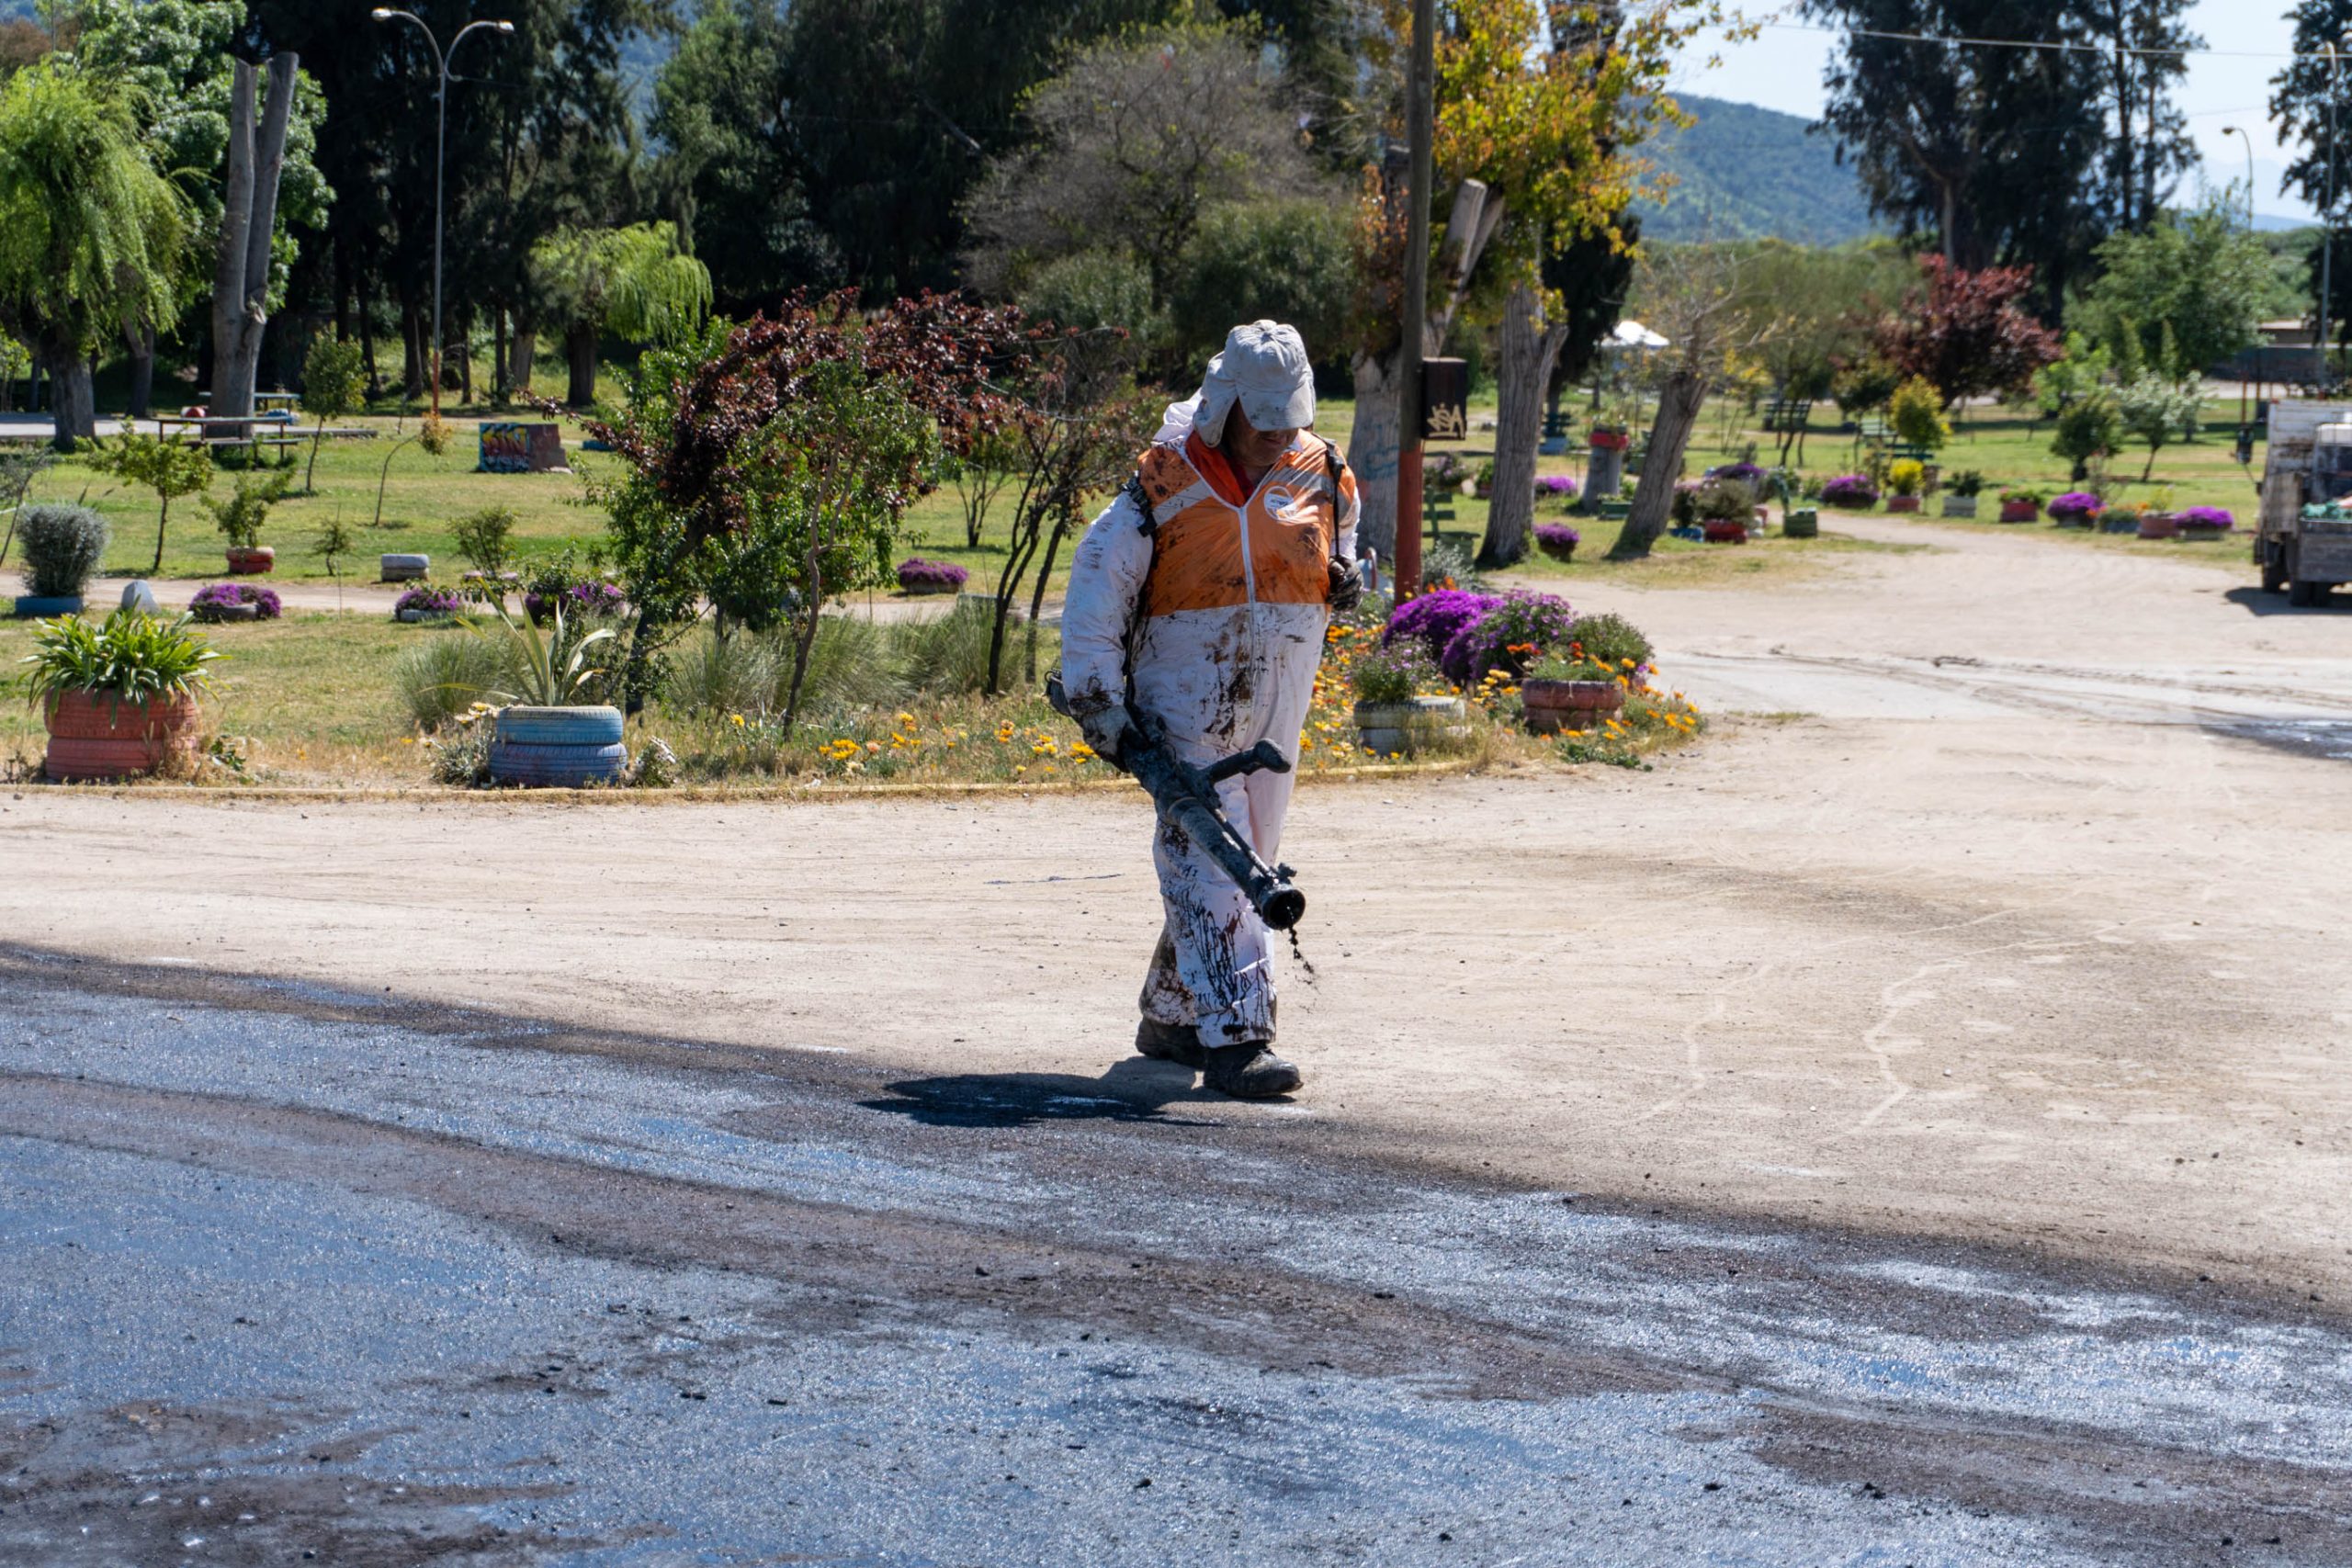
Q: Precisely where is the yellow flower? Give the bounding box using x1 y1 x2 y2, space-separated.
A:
895 711 915 726
730 713 746 727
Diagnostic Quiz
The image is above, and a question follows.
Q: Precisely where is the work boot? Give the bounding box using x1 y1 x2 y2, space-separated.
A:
1135 1017 1204 1069
1203 1042 1302 1100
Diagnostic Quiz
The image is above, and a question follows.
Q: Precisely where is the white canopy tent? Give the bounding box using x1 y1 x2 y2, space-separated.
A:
1611 319 1670 351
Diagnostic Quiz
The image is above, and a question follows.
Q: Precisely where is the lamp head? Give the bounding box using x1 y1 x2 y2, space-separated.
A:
370 6 392 17
493 19 514 31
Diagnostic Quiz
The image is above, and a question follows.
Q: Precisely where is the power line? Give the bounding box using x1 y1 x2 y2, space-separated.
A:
1754 17 2339 63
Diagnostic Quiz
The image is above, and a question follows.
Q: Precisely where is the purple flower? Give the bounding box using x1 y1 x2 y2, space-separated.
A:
396 585 464 615
1384 588 1499 666
1534 523 1581 550
1438 590 1577 684
1708 461 1767 484
896 557 971 592
565 581 628 615
187 582 281 621
1820 475 1880 507
2049 491 2104 520
1534 475 1579 497
2176 505 2234 529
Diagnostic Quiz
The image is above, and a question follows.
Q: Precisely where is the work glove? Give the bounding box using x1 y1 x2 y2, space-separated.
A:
1076 705 1133 764
1326 556 1363 615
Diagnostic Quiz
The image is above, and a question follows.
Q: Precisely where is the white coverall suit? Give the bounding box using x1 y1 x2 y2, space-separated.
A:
1058 381 1360 1049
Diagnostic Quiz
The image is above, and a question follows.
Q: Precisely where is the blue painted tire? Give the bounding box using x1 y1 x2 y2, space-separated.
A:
488 739 627 787
15 595 83 618
494 705 624 746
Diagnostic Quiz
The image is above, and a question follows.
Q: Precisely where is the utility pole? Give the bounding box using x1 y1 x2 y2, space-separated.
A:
1395 0 1434 603
2323 42 2342 394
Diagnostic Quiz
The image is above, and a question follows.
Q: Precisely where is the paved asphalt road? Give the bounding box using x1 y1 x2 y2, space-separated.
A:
2 952 2347 1566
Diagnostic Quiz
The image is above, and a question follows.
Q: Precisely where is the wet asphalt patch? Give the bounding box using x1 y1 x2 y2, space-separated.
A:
2 959 2348 1564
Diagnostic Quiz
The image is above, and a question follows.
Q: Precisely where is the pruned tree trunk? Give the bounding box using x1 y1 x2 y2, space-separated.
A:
565 323 597 407
43 346 94 446
124 317 156 420
1348 351 1402 565
1479 282 1569 570
209 54 300 440
508 308 536 393
1611 369 1707 560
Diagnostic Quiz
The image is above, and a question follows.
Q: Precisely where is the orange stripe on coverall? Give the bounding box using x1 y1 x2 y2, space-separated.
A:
1139 436 1340 617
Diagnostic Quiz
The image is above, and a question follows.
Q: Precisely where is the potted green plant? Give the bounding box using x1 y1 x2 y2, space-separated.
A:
480 598 628 787
14 503 108 618
1886 459 1925 513
2134 485 2179 539
1347 640 1468 759
1519 613 1652 736
18 609 220 780
1942 469 1985 519
1997 487 2046 524
205 470 291 575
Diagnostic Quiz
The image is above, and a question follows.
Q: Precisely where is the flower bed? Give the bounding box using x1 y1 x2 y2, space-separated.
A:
525 581 627 623
1820 474 1879 509
187 582 282 623
1383 588 1499 669
897 558 971 594
2048 491 2102 526
1437 590 1577 684
1707 461 1766 487
395 585 466 620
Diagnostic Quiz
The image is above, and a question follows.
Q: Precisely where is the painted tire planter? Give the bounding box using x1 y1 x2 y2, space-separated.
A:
380 553 431 582
1886 496 1922 514
1941 497 1978 519
41 690 199 781
225 547 275 575
489 705 627 787
2178 522 2231 541
1998 502 2039 523
2137 513 2179 540
1782 509 1820 539
2100 514 2139 534
1702 520 1748 544
1537 537 1577 562
15 594 82 618
207 602 262 623
1351 696 1470 759
1519 679 1624 737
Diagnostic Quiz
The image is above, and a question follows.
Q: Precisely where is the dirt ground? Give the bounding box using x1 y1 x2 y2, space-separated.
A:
7 515 2351 1306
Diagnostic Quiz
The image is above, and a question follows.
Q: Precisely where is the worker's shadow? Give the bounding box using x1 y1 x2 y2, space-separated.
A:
861 1055 1234 1128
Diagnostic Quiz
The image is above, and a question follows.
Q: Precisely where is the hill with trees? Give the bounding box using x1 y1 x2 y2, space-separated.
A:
1634 94 1882 245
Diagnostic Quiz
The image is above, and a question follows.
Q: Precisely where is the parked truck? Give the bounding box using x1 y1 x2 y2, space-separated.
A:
2256 400 2352 606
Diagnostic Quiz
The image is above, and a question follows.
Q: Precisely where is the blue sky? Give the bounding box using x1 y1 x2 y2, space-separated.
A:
1671 3 2318 220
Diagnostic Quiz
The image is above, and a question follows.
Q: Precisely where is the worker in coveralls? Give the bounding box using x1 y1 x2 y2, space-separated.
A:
1059 321 1361 1100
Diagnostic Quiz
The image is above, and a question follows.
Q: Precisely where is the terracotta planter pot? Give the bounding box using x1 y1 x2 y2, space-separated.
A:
1998 502 2040 523
1521 678 1625 737
1887 496 1922 513
41 689 200 781
225 546 275 575
2137 513 2179 540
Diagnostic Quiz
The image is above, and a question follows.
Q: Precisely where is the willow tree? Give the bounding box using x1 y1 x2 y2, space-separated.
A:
529 221 714 407
0 63 187 446
1346 0 1733 563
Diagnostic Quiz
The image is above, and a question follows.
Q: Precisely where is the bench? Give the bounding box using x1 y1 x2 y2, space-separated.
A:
1761 398 1812 434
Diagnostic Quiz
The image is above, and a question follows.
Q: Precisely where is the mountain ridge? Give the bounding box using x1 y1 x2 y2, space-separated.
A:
1635 94 1883 246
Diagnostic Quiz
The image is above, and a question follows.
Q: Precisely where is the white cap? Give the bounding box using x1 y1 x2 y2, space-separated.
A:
1193 321 1315 445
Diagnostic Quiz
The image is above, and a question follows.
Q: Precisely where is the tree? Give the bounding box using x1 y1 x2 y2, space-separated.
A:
778 0 1167 300
1730 241 1909 461
0 62 187 445
2273 0 2352 232
1876 254 2061 405
1609 245 1758 564
2072 0 2201 234
1611 246 1760 560
2052 390 2123 481
299 334 366 494
211 51 303 434
1018 252 1166 350
1889 377 1951 450
2080 196 2269 378
71 0 331 418
648 0 838 314
576 295 1025 718
87 434 213 574
987 332 1151 694
963 24 1327 308
1347 0 1723 563
1165 199 1356 369
1802 1 2119 315
529 221 713 407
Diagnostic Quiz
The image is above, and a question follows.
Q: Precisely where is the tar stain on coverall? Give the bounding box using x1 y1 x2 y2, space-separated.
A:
1059 397 1360 1047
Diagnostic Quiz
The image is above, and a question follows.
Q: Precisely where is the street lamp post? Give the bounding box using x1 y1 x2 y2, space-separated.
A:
2222 126 2257 428
371 8 513 420
2321 43 2346 394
